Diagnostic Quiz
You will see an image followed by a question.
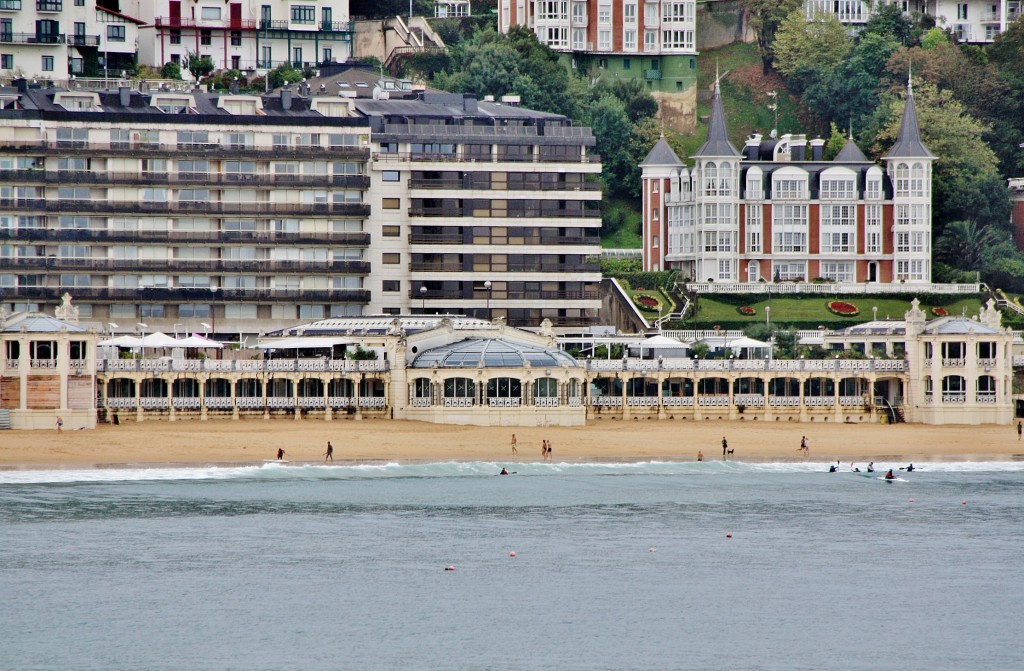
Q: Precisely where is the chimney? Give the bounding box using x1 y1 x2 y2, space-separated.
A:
744 133 761 161
790 135 806 161
281 88 292 110
810 138 825 161
500 94 521 106
119 86 130 107
463 94 478 113
13 77 27 93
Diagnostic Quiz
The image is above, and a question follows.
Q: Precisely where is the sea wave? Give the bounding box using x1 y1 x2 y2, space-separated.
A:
1 459 1023 485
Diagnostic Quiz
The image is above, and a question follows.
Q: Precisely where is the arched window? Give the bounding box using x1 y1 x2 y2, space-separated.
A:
894 162 910 197
747 260 759 283
443 377 475 398
703 162 718 196
718 162 732 196
910 162 926 197
977 375 997 402
412 378 433 398
941 375 966 404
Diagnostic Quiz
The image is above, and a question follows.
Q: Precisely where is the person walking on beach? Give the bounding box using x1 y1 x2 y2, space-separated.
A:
511 433 518 455
722 437 728 459
324 441 333 463
1018 422 1022 441
546 440 552 461
542 440 548 461
277 448 286 461
799 436 807 456
697 450 704 462
56 416 63 433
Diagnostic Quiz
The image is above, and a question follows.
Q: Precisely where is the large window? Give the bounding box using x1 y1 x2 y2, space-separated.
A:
774 178 806 199
820 179 855 200
291 5 315 23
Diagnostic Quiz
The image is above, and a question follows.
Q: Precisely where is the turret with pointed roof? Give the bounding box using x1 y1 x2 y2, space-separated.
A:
694 82 740 158
834 137 868 162
885 78 934 159
641 136 684 167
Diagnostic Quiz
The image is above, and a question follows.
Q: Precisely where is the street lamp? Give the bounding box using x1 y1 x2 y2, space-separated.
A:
484 280 492 318
200 322 211 337
107 322 118 336
172 323 183 339
419 285 427 313
209 284 218 338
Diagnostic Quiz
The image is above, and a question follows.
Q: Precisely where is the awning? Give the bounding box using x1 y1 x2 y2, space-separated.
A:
139 331 181 348
259 337 352 350
177 334 224 348
99 335 143 347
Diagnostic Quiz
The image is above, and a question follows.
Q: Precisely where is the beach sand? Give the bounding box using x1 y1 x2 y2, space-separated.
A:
1 417 1022 468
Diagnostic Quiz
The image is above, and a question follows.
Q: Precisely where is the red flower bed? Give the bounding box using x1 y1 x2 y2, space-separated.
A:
932 307 949 316
632 293 662 311
827 300 860 316
738 306 756 316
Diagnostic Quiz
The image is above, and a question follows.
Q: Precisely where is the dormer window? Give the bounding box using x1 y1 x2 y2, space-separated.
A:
774 178 806 199
151 94 195 114
53 92 100 111
217 95 263 116
820 179 855 200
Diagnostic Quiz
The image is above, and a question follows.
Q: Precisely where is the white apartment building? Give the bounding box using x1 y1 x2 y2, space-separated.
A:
806 0 1022 43
0 73 603 337
122 0 353 74
0 1 142 80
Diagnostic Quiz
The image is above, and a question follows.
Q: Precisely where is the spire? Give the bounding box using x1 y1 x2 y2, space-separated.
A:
834 137 868 163
886 72 933 159
694 74 740 158
641 137 683 167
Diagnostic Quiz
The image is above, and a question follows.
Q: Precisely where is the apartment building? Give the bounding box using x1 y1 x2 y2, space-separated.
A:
0 1 142 80
0 76 603 336
640 79 934 284
806 0 1022 43
122 0 353 74
498 0 699 131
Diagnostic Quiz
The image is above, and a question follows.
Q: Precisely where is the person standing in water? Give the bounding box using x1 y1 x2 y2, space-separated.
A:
722 437 728 459
276 448 286 460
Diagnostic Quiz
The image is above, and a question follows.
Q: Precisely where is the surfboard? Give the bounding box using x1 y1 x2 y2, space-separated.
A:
263 460 290 464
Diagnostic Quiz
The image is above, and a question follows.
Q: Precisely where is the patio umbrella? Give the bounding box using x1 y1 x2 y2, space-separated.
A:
139 331 181 348
177 334 224 348
99 335 143 347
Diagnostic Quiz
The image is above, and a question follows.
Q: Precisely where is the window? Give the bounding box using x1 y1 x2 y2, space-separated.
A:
820 262 854 282
597 2 611 25
179 304 211 318
41 55 54 72
821 204 855 228
894 163 909 197
299 305 324 319
624 2 636 23
382 198 400 209
662 30 693 50
382 280 400 292
170 29 181 45
140 305 166 318
624 31 636 50
291 5 315 23
382 225 400 237
1 55 12 70
231 31 242 46
702 231 733 252
717 259 732 281
866 179 881 200
774 178 805 199
745 206 762 253
772 261 806 281
225 305 257 319
107 25 125 42
200 30 212 46
820 179 855 200
821 231 854 254
201 6 222 20
382 171 400 182
382 253 400 264
644 30 657 52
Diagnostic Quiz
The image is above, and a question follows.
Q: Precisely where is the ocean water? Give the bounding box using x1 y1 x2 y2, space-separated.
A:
1 460 1023 671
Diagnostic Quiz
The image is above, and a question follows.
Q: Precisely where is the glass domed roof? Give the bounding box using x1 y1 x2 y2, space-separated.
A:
410 338 579 369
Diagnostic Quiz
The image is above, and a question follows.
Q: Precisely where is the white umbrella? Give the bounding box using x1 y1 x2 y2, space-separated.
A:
139 331 181 348
177 334 224 348
99 335 143 347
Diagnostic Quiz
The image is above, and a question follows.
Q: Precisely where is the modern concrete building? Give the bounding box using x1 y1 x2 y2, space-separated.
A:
498 0 699 131
0 1 143 80
0 73 603 337
640 78 935 285
0 300 99 430
805 0 1022 43
122 0 354 74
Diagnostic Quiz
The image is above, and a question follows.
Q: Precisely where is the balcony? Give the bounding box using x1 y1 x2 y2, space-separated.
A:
2 257 371 275
0 140 370 161
408 177 601 191
408 206 600 219
154 17 257 30
0 198 371 218
67 35 101 47
36 0 61 10
0 227 371 246
0 169 370 191
0 32 65 45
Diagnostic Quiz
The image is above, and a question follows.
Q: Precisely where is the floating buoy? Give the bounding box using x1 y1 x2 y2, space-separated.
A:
962 500 967 505
509 551 516 558
726 533 733 539
445 565 456 571
908 498 915 503
648 547 656 553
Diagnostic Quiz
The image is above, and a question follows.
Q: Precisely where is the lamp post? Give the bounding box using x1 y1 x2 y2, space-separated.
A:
172 323 183 339
107 322 118 337
484 280 492 318
419 285 427 313
209 284 218 338
137 322 148 360
200 322 211 337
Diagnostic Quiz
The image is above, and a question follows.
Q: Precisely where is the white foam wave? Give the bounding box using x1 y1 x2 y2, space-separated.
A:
1 459 1023 485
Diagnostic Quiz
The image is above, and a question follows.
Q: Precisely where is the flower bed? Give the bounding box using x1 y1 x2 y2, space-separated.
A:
931 307 949 316
737 306 756 316
826 300 860 316
632 293 662 311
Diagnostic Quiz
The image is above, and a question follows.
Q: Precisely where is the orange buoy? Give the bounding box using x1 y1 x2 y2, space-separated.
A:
962 500 967 505
509 551 516 558
908 498 915 503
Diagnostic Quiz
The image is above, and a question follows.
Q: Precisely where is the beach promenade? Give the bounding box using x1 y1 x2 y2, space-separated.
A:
0 418 1020 468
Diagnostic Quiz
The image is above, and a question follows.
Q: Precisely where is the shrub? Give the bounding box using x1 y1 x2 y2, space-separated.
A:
827 300 860 316
738 306 756 316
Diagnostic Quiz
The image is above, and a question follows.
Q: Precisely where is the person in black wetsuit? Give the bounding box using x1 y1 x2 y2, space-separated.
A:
906 464 915 472
500 468 508 475
828 464 837 472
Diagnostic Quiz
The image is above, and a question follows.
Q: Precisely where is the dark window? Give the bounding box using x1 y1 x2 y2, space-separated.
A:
200 29 211 45
382 280 400 292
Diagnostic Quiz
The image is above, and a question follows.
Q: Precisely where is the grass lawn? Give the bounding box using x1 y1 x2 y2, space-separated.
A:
624 286 677 321
694 296 987 328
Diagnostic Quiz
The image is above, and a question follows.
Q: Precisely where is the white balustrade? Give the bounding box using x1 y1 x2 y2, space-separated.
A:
443 397 474 408
662 396 694 407
732 394 764 407
698 395 730 407
589 396 623 406
328 396 354 408
977 358 997 369
942 393 966 404
266 397 294 408
534 397 559 407
106 397 136 409
769 396 801 407
411 397 433 407
568 397 582 407
359 397 386 408
204 397 233 409
627 396 659 407
29 359 56 369
923 394 933 404
298 397 325 408
172 397 201 409
139 397 168 409
488 397 521 407
589 360 624 372
976 394 997 404
839 396 865 407
942 359 966 368
235 396 264 409
803 396 835 407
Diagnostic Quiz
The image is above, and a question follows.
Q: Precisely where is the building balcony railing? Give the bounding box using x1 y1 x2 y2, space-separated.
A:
0 32 65 45
0 170 370 191
0 198 370 218
258 19 353 34
410 262 600 273
99 358 388 374
67 35 101 47
373 152 601 165
7 286 371 303
2 257 371 274
0 227 371 246
408 206 600 219
412 289 600 301
0 141 370 160
154 17 258 30
408 233 601 246
379 122 593 140
408 178 601 191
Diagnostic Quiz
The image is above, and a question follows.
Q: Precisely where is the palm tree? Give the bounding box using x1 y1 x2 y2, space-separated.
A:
934 220 997 271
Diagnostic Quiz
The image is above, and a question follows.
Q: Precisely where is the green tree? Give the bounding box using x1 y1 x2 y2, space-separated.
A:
183 52 215 81
160 61 182 80
934 220 998 270
823 122 846 160
741 0 803 75
772 10 853 85
862 2 917 44
920 27 949 50
586 94 635 199
266 64 303 89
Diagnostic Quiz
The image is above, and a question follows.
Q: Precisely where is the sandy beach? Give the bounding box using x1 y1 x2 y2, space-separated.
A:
1 417 1022 468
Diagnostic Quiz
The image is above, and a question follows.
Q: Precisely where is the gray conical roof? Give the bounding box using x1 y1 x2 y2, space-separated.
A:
885 81 934 159
694 83 740 158
640 137 683 167
834 137 868 162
